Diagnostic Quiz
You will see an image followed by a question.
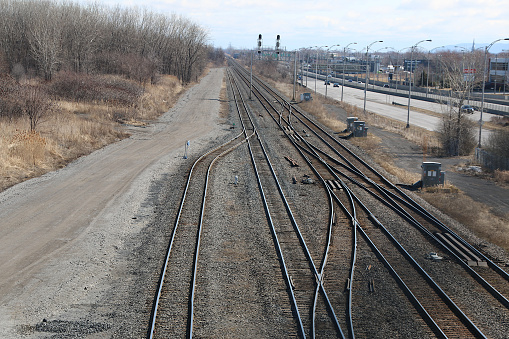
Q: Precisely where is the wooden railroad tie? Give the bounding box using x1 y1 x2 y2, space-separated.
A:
284 156 299 167
326 180 343 190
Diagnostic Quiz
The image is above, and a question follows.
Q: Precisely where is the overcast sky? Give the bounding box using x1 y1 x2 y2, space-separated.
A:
84 0 509 53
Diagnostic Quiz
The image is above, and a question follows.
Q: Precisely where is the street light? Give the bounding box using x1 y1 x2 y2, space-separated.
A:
302 46 313 88
406 39 432 128
363 40 383 114
325 44 340 98
394 47 411 93
374 47 394 88
341 42 357 102
314 45 328 94
478 38 509 147
427 46 445 97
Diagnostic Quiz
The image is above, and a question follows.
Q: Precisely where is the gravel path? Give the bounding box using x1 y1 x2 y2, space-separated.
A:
0 68 231 338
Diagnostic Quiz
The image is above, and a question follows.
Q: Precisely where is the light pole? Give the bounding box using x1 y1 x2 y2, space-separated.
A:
292 49 298 102
395 47 411 93
302 46 312 88
374 47 394 88
406 39 432 128
341 42 357 102
314 45 328 94
427 46 445 98
363 40 383 114
325 44 339 98
478 38 509 147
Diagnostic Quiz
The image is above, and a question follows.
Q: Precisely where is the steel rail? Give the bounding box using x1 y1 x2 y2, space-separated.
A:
297 137 509 309
229 65 345 338
244 62 509 302
228 68 307 337
189 132 255 337
230 62 349 338
231 59 490 338
148 71 253 338
298 139 485 338
286 97 509 284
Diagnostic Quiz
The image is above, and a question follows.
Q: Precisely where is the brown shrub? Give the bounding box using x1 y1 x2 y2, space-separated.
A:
49 71 143 106
420 190 509 251
9 130 47 165
494 170 509 184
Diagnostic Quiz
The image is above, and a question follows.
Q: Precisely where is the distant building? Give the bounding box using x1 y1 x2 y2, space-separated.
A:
404 59 429 72
488 57 508 90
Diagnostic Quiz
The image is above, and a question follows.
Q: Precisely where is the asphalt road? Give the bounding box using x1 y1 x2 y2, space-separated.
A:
303 75 497 143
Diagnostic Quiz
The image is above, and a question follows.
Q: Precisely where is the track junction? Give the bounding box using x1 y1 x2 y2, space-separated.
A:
148 61 509 338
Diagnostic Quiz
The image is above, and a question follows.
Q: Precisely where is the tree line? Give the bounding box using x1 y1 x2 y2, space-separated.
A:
0 0 211 84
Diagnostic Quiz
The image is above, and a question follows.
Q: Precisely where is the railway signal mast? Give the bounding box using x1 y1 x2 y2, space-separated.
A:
257 34 263 58
276 35 281 60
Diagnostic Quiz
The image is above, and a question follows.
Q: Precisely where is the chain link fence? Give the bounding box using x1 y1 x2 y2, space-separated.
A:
475 148 509 170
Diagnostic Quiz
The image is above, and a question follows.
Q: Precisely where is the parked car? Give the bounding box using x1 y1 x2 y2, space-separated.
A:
383 84 390 88
324 80 330 85
461 105 475 114
348 79 353 82
333 83 339 87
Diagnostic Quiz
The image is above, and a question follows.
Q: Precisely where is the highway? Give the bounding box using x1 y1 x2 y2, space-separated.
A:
302 74 499 143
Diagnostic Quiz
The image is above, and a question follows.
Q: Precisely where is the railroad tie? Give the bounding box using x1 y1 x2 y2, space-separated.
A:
334 181 343 190
284 156 299 167
435 232 486 266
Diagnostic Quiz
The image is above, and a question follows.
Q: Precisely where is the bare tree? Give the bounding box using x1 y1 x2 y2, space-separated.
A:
0 0 209 85
60 2 103 73
22 85 52 131
26 2 63 80
437 51 483 156
486 128 509 158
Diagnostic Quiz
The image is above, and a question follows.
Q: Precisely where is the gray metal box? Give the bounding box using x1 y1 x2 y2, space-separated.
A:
353 120 367 137
300 93 312 101
421 162 445 187
346 117 358 132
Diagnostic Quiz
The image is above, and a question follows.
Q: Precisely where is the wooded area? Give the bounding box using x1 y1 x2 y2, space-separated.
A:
0 0 211 84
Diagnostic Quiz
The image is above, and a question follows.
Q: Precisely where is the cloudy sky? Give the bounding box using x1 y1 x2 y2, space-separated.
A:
84 0 509 53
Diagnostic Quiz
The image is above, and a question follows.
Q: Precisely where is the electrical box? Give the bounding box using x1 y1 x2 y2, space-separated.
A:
353 120 367 137
346 117 358 132
300 93 312 101
421 162 445 187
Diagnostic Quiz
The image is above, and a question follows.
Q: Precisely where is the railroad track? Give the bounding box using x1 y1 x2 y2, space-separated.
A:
228 68 347 337
229 58 509 338
148 57 508 338
148 84 252 337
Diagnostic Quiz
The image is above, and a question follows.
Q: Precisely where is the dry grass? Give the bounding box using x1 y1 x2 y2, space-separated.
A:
420 190 509 250
351 135 422 184
0 74 184 192
137 75 183 121
494 170 509 186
